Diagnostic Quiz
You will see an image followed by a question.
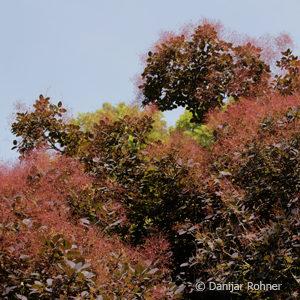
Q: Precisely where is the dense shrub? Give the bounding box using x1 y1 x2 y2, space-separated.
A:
178 98 300 299
0 153 180 299
6 20 300 299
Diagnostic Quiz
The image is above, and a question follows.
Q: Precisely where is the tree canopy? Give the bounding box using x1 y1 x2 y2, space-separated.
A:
2 21 300 299
138 22 299 123
72 102 168 142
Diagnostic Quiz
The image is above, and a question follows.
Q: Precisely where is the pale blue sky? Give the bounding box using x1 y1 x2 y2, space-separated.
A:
1 0 300 162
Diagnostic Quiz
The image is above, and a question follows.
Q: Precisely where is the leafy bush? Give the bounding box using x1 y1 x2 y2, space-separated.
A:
7 20 300 299
0 153 178 299
178 102 300 299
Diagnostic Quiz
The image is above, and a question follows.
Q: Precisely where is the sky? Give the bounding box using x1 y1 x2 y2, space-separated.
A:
1 0 300 162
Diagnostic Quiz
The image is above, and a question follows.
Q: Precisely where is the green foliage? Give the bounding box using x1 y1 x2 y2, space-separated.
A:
119 148 201 243
170 109 213 147
72 102 168 143
83 114 155 178
75 110 202 244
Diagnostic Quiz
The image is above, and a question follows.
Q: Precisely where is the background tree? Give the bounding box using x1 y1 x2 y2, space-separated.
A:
170 109 213 147
72 102 168 142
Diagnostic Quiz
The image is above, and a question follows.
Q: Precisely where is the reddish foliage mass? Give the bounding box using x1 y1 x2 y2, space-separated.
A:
0 152 171 294
1 153 94 256
206 93 300 163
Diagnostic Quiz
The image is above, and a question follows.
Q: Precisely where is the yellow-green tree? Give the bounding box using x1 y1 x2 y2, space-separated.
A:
170 109 213 147
72 102 168 143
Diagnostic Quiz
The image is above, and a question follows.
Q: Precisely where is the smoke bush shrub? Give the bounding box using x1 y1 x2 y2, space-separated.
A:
0 152 180 299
